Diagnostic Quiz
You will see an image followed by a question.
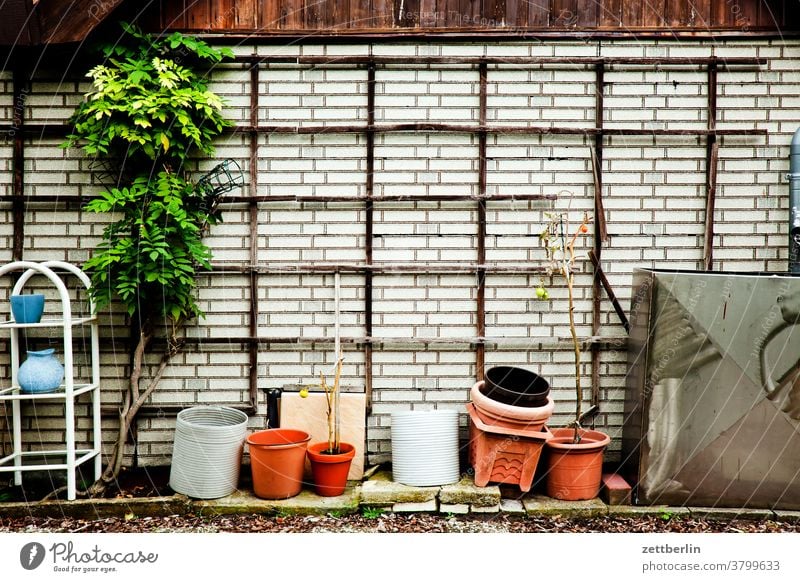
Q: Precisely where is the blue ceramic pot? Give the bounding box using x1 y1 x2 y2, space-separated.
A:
18 349 64 394
10 294 45 324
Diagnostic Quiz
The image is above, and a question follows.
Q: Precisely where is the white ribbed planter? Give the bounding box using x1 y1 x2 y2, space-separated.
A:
169 406 249 499
391 410 460 487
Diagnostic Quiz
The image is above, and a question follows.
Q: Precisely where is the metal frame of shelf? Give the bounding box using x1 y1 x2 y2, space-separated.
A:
0 260 101 501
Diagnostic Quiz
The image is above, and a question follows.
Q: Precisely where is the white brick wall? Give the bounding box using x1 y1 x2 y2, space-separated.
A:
1 38 798 468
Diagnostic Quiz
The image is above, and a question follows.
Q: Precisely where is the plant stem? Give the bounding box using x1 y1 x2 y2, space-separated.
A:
333 353 342 452
566 269 583 444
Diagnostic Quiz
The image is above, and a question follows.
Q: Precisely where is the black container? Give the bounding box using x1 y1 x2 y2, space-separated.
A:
483 366 550 408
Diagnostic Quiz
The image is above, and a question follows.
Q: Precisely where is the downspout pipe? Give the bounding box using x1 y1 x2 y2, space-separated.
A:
790 127 800 273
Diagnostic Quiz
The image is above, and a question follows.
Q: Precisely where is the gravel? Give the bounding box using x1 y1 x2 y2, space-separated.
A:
2 513 798 534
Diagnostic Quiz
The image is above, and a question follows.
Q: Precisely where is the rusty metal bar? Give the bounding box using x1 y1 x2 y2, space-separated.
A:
703 59 719 271
1 122 767 138
589 250 630 334
11 68 26 261
166 335 627 347
204 262 548 274
364 61 375 414
247 61 260 412
237 124 767 136
233 55 765 68
476 60 488 383
0 193 558 204
590 61 605 415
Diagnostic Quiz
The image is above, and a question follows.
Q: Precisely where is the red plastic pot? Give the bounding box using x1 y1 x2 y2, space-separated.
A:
246 429 310 499
545 427 610 501
307 441 356 497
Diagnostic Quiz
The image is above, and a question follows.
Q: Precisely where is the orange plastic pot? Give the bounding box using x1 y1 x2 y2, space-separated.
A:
307 441 356 497
545 427 610 501
246 429 310 499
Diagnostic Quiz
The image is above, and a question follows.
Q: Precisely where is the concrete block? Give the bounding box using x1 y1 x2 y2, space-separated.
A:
470 504 501 514
439 503 470 515
439 476 502 507
499 499 526 514
607 505 691 518
523 494 608 518
688 507 776 521
198 486 360 516
392 499 438 513
773 510 800 523
360 471 440 505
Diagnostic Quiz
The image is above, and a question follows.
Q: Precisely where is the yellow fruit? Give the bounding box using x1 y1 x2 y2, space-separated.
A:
299 388 309 398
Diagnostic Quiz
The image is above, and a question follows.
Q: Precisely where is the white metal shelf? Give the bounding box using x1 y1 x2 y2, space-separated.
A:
0 316 97 329
0 260 101 501
0 449 99 472
0 383 99 400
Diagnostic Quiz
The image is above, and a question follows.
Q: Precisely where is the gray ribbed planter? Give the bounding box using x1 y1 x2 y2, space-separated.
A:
169 406 248 499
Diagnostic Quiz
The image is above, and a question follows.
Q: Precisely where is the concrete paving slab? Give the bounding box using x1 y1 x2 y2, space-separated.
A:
523 494 608 518
470 503 501 513
360 470 439 505
439 476 501 507
688 507 776 521
607 505 691 518
0 496 190 520
193 485 360 516
499 499 526 514
393 499 438 512
773 510 800 522
439 503 469 514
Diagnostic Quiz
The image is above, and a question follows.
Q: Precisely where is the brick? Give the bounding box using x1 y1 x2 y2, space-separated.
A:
600 473 633 506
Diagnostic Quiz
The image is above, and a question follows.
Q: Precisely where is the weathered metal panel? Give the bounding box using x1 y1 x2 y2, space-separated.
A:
623 269 800 509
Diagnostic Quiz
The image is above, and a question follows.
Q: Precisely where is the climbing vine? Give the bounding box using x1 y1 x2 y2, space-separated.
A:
63 23 232 496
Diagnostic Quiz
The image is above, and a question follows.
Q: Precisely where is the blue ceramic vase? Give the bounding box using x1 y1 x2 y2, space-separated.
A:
18 349 64 394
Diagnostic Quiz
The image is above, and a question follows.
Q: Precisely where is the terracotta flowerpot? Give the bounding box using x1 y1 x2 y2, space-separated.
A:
470 381 554 432
545 427 610 501
467 403 552 492
246 428 310 499
307 441 356 497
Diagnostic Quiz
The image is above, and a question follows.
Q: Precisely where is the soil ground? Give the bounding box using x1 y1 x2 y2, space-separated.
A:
2 512 799 533
3 466 799 533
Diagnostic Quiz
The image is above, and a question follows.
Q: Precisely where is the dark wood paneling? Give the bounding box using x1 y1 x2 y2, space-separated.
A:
186 0 211 30
759 0 785 27
576 0 599 27
505 0 528 27
664 0 691 27
398 0 420 26
372 0 395 27
526 0 551 26
711 0 734 26
37 0 125 43
158 0 794 31
552 0 579 28
459 0 482 26
259 0 280 28
738 0 760 29
600 0 623 27
622 0 643 27
234 0 258 29
641 0 664 27
349 0 370 28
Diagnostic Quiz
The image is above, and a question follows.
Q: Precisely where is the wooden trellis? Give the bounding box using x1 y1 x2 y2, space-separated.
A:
1 54 766 424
